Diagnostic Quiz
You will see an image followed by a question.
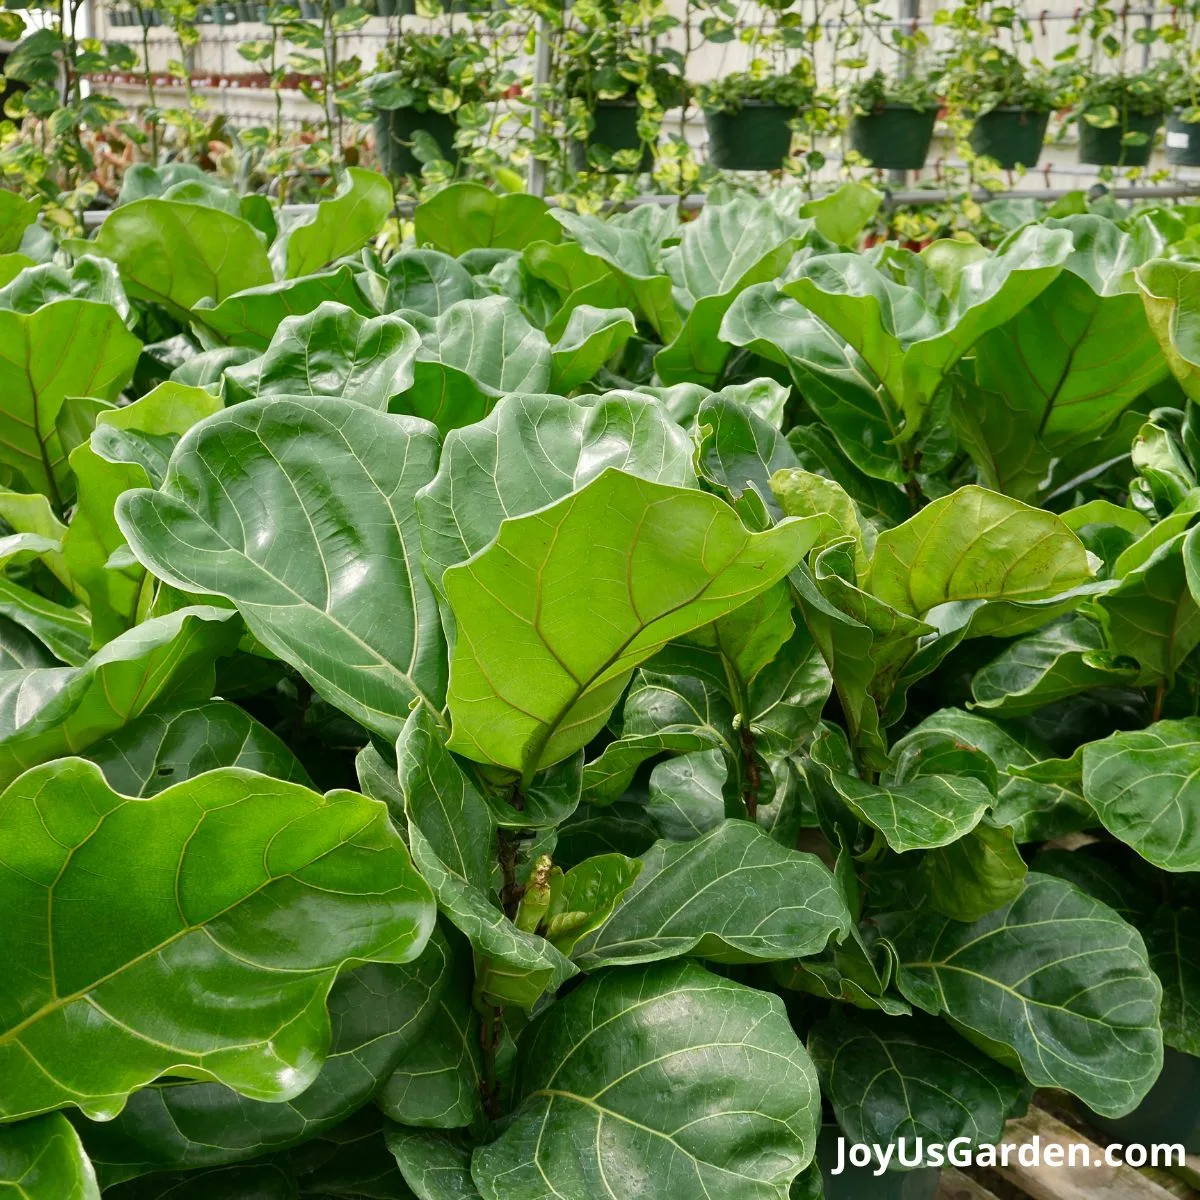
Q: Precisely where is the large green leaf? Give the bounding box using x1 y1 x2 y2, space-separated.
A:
0 254 129 318
470 960 820 1200
387 1127 480 1200
118 397 446 739
1143 906 1200 1057
417 392 695 607
396 706 576 1008
548 304 636 392
0 190 39 255
0 1114 99 1199
79 930 450 1182
654 196 820 386
1080 719 1200 871
867 485 1095 623
444 469 819 778
195 264 376 349
414 184 561 257
783 226 1070 439
553 210 681 341
1137 256 1200 399
91 200 273 318
270 168 392 279
571 819 848 967
222 302 420 407
809 1010 1025 1152
0 299 141 504
970 615 1138 717
0 757 435 1121
0 606 238 788
1100 529 1200 681
84 700 311 797
962 216 1168 500
889 872 1163 1117
383 249 476 316
722 284 908 484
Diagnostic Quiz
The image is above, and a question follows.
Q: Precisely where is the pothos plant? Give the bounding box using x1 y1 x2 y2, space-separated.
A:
0 173 1191 1200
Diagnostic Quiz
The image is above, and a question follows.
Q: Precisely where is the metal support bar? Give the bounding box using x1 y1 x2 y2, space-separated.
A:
527 13 551 198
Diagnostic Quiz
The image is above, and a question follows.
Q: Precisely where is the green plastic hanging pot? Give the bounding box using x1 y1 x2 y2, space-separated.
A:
1165 110 1200 167
815 1127 941 1199
236 2 257 18
299 1 320 16
374 105 458 178
849 104 937 170
570 101 652 173
1086 1048 1200 1154
705 102 796 171
969 107 1050 168
374 0 398 13
1077 111 1161 166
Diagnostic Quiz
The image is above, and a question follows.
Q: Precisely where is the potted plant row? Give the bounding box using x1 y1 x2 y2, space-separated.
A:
847 68 941 171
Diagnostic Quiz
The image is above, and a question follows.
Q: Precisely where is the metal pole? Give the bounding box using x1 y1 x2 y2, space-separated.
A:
890 0 918 188
527 14 552 197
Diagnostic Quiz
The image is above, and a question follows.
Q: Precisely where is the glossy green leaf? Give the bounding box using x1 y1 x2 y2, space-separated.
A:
222 302 420 407
471 960 820 1200
784 226 1070 438
84 700 311 797
444 470 819 777
0 299 141 504
1137 256 1200 399
0 757 435 1121
387 1127 480 1200
396 706 576 1007
868 486 1094 620
799 182 881 247
384 249 476 316
890 872 1163 1118
549 304 636 392
195 264 376 349
271 168 392 279
971 615 1138 717
91 200 273 318
1143 906 1200 1056
414 184 561 257
118 396 446 740
0 254 129 318
920 821 1028 922
0 191 39 255
0 606 238 787
0 1114 99 1199
1081 719 1200 870
572 819 849 967
80 930 451 1182
809 1011 1025 1152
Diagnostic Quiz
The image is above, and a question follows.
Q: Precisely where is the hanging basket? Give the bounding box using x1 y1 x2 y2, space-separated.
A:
1165 110 1200 167
969 107 1050 169
569 101 653 173
849 104 937 171
373 105 459 178
705 102 797 171
1087 1047 1200 1154
1077 111 1161 166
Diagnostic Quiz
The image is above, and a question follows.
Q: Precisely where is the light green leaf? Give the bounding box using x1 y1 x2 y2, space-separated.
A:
799 182 882 247
92 200 273 318
0 191 40 255
195 264 376 349
383 249 476 316
118 397 446 740
417 392 695 609
0 299 141 505
444 470 820 778
222 302 420 407
549 304 636 392
414 184 561 257
1137 256 1200 399
0 606 239 788
271 167 392 279
890 872 1163 1118
0 757 435 1121
867 485 1095 621
470 961 820 1200
0 1114 99 1199
0 254 129 319
572 820 849 967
